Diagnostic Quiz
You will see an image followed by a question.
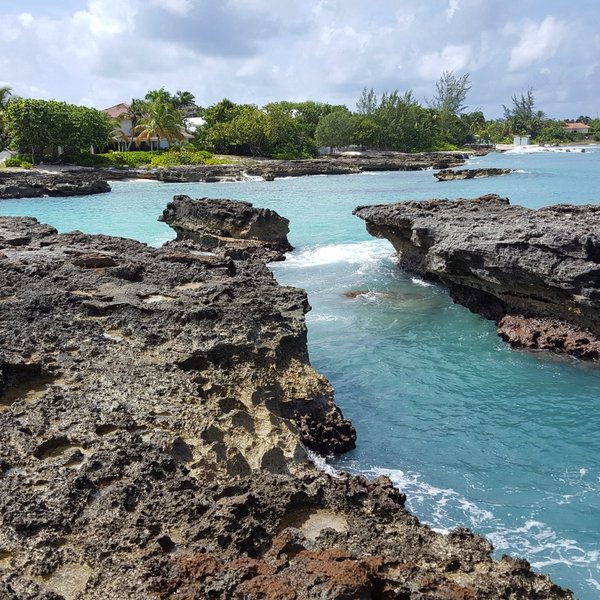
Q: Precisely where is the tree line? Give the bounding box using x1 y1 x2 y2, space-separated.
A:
1 75 599 165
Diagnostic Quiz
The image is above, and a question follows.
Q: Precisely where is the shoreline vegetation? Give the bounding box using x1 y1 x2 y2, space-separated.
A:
2 76 600 170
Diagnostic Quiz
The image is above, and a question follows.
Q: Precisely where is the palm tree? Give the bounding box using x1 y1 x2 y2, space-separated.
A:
124 98 147 150
134 99 185 150
0 86 12 150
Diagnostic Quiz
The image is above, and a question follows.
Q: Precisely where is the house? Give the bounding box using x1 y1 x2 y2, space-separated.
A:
101 103 196 151
513 135 530 146
563 122 591 135
102 103 133 151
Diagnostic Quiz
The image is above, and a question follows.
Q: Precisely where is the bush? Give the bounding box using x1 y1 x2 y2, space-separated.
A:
431 143 459 151
3 157 32 169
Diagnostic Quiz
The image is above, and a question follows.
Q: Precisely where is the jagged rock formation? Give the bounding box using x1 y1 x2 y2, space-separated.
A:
89 152 467 183
0 171 110 199
354 194 600 359
161 196 293 261
0 214 572 598
434 167 511 181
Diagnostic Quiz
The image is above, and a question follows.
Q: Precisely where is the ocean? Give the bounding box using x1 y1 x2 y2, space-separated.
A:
1 147 599 598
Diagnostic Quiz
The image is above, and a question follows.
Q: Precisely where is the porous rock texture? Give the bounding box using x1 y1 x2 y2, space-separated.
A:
0 171 110 199
433 168 511 181
354 194 600 360
161 196 293 262
0 215 572 599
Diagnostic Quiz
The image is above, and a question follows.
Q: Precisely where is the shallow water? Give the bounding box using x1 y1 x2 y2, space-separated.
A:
2 149 599 598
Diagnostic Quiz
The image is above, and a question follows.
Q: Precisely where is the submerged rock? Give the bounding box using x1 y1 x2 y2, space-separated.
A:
354 194 600 359
161 195 293 261
0 214 572 598
0 170 110 199
434 167 512 181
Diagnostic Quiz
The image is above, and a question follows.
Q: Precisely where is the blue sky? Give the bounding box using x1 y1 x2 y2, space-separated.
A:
1 0 599 118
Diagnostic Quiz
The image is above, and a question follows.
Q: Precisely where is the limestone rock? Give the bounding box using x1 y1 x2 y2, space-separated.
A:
354 194 600 359
0 214 572 598
434 167 511 181
161 195 293 261
0 171 110 199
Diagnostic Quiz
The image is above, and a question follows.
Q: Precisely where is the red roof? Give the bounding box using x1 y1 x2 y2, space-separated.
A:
102 103 130 119
563 122 590 130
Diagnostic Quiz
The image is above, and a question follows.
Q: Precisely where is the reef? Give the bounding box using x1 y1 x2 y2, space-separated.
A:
0 204 572 598
433 167 512 181
0 171 110 199
161 195 293 262
354 194 600 360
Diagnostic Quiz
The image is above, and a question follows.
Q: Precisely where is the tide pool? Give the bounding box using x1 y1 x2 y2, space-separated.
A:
1 149 599 598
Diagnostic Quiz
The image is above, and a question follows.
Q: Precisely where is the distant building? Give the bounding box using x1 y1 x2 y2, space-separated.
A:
101 102 194 151
513 135 531 146
563 122 591 135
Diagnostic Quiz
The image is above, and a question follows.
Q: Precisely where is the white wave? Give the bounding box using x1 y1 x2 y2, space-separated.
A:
307 313 342 322
240 171 264 181
411 277 434 288
304 447 342 479
283 240 391 268
513 169 530 174
506 145 595 154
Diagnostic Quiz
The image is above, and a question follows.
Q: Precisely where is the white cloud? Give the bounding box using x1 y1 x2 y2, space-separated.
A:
446 0 461 21
417 45 473 79
149 0 192 15
18 13 34 27
508 16 567 72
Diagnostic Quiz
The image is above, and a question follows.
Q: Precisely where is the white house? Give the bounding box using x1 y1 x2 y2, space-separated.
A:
102 103 195 151
563 122 591 135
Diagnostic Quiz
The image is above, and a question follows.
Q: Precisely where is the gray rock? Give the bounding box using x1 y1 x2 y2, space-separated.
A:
354 194 600 359
0 213 572 598
434 167 511 181
0 171 110 199
161 195 293 262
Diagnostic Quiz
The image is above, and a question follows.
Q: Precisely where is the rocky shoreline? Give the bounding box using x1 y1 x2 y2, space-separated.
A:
354 194 600 360
1 152 468 199
0 199 572 598
0 171 110 199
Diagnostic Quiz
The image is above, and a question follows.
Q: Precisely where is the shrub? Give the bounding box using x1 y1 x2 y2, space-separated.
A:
3 157 32 168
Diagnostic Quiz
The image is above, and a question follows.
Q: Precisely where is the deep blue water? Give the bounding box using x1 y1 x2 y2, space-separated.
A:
1 148 599 598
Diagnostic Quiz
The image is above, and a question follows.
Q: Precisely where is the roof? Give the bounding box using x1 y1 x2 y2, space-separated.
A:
563 122 590 130
102 103 130 119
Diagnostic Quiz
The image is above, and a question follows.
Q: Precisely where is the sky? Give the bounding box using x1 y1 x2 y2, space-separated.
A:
1 0 599 119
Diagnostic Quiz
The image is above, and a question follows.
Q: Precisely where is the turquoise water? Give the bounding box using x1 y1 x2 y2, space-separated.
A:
2 149 600 598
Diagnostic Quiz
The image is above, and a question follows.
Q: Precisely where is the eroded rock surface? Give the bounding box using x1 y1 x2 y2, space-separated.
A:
434 167 511 181
354 194 600 359
0 215 572 598
161 196 293 261
0 171 110 199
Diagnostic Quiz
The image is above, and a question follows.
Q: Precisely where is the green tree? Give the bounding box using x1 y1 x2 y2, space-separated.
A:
503 88 544 138
356 87 378 115
134 99 185 150
0 85 13 149
315 109 355 149
124 98 148 149
5 98 111 162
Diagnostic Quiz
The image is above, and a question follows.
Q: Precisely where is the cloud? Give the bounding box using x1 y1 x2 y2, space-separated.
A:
417 45 473 79
0 1 599 118
508 16 567 72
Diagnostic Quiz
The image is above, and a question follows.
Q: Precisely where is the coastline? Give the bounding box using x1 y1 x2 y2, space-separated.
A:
0 205 573 599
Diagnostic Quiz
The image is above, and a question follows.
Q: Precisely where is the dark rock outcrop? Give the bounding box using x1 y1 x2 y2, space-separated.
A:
354 194 600 359
161 195 293 261
0 170 110 199
0 214 572 598
89 152 468 183
434 167 512 181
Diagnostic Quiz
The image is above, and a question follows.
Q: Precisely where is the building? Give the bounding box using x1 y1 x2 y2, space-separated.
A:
513 135 531 146
101 103 196 151
563 122 591 135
